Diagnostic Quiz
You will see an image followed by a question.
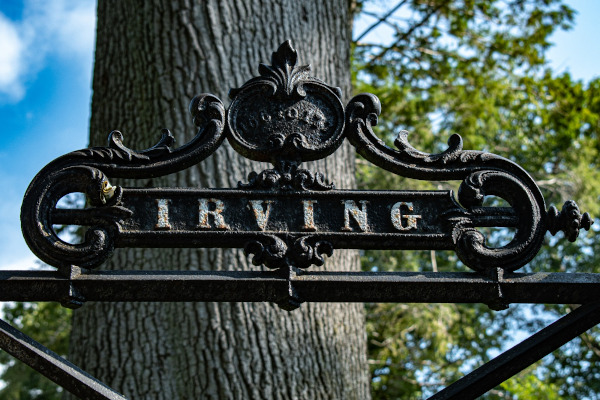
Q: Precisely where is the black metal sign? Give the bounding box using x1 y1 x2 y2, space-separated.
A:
10 39 597 400
54 187 516 271
21 40 591 274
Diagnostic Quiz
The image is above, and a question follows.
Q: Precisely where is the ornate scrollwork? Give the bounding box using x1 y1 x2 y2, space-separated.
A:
290 236 334 269
453 170 543 272
21 40 591 275
20 166 132 269
226 40 346 165
72 129 176 163
345 92 590 272
345 93 520 181
244 235 289 269
244 235 333 270
21 94 226 268
238 162 333 191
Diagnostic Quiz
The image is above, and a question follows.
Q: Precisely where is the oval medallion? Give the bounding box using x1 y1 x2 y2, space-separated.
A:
227 41 345 164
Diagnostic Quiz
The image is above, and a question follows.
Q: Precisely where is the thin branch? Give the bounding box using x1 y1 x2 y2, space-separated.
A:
355 0 408 42
372 2 448 62
430 250 438 272
580 331 600 359
361 10 412 25
354 42 387 48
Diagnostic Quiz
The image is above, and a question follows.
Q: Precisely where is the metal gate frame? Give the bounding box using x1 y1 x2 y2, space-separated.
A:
1 269 599 399
4 40 595 399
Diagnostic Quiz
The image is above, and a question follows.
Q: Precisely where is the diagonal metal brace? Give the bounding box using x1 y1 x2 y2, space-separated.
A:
429 300 600 399
0 318 127 400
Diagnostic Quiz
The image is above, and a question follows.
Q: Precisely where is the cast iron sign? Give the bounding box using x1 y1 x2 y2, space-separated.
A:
11 40 598 400
22 40 591 275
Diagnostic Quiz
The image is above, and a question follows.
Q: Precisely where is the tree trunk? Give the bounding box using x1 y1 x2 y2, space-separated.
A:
67 1 369 399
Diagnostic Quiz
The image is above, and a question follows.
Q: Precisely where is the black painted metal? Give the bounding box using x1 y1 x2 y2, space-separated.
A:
19 40 591 274
0 318 127 400
10 39 597 398
51 188 521 270
429 301 600 400
1 269 600 306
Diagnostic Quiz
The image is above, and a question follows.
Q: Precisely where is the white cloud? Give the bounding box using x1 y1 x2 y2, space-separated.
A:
21 0 96 58
0 13 25 101
0 0 96 103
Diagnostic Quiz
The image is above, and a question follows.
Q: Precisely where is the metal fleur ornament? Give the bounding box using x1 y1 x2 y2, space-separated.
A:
9 38 599 400
229 40 315 99
21 40 591 274
227 40 346 166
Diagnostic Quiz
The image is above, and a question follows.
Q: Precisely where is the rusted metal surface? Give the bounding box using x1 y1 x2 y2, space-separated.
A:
19 40 591 274
1 269 600 306
11 39 597 399
50 189 520 271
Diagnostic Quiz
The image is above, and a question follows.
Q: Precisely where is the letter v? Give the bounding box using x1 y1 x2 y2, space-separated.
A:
249 200 274 231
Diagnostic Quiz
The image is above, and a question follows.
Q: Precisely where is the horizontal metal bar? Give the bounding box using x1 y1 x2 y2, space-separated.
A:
113 231 455 250
430 301 600 399
0 270 599 305
0 270 288 303
52 207 518 228
293 271 600 304
0 318 127 400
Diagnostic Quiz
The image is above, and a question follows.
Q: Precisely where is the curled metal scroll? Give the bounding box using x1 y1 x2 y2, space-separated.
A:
345 93 590 272
238 161 333 191
244 235 333 270
21 40 591 273
21 94 226 268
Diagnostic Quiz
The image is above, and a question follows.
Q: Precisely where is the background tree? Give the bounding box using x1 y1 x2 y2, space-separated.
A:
2 0 599 399
63 1 369 399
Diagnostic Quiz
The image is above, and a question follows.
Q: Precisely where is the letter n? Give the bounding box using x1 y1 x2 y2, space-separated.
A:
341 200 369 232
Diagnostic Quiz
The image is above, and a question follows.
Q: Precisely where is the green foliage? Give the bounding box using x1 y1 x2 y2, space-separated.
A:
0 302 71 400
2 1 599 399
354 0 600 398
0 197 81 398
499 365 563 400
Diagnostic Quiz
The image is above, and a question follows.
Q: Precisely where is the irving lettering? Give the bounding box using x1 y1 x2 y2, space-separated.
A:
152 197 422 233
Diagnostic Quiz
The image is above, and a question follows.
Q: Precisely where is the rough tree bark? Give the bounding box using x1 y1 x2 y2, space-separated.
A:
67 1 369 399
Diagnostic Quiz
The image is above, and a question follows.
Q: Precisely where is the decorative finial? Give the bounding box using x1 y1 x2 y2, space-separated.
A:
548 200 592 242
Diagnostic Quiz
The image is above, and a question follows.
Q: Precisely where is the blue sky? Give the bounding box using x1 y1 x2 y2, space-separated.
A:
0 0 598 270
0 0 95 269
